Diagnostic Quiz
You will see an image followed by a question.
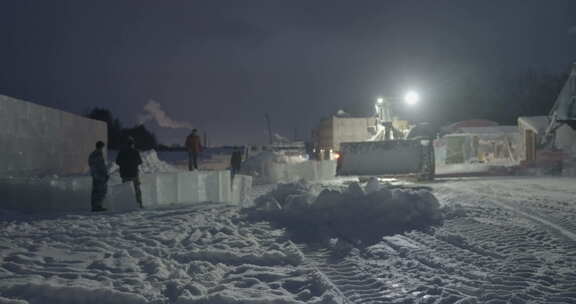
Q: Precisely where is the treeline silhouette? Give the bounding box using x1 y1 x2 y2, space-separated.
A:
85 108 157 150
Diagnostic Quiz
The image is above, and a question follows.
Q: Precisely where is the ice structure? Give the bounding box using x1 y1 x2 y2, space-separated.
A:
0 150 252 212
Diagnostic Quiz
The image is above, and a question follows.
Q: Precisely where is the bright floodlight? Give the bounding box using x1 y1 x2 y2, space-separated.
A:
377 97 384 104
404 91 420 105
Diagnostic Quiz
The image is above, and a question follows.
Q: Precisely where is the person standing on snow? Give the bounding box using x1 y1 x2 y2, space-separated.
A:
116 137 143 208
89 141 109 212
185 129 202 171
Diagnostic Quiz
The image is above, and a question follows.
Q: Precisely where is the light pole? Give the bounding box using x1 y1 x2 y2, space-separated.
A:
375 91 420 140
375 97 394 123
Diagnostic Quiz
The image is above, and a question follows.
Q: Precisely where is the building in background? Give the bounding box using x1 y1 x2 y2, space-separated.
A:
517 116 549 163
311 114 378 160
436 120 520 167
516 116 576 175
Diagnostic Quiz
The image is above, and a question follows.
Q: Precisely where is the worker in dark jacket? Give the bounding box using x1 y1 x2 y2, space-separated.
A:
116 137 143 208
230 148 243 178
185 129 202 171
89 141 108 212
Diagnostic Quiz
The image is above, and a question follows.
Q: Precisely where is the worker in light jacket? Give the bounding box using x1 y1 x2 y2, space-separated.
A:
185 129 203 171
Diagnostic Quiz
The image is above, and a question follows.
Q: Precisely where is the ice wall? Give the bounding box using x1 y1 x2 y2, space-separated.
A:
0 171 252 212
141 171 252 206
0 176 96 212
0 95 107 177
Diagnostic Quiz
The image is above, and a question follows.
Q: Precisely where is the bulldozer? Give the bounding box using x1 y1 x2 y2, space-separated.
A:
337 96 435 181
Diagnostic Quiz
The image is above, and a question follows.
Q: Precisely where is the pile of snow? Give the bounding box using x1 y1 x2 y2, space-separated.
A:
109 150 181 183
138 150 181 173
109 150 180 175
247 178 443 245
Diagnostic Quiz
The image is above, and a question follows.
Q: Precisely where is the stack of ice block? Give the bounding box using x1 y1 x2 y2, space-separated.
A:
317 160 337 180
0 178 55 211
0 176 93 212
135 170 254 207
48 176 92 211
204 170 231 202
231 174 253 206
176 171 206 203
106 182 138 212
0 170 253 213
257 160 337 184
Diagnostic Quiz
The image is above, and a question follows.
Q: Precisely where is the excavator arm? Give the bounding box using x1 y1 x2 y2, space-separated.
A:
543 63 576 145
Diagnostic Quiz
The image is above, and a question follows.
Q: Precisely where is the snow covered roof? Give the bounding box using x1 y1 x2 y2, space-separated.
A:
518 116 549 134
448 126 519 135
442 119 499 133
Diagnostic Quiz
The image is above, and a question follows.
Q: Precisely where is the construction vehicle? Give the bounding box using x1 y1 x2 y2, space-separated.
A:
543 63 576 142
337 95 435 180
524 63 576 174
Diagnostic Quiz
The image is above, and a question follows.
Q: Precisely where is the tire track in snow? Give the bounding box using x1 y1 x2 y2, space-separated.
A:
469 184 576 243
297 244 400 304
283 179 576 303
379 232 495 301
432 183 576 303
365 218 576 303
480 184 576 246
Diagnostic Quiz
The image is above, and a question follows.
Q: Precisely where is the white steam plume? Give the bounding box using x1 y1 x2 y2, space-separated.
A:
138 100 194 129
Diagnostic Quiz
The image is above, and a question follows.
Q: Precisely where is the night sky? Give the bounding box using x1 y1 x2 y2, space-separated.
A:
1 1 575 145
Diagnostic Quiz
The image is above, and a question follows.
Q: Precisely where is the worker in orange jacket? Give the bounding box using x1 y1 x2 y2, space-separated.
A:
185 129 202 170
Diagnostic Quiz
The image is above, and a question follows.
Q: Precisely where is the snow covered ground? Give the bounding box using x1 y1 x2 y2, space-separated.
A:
342 177 576 303
1 176 576 303
0 203 328 304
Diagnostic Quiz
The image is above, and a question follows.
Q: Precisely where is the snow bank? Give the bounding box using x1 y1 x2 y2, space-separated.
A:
241 151 293 183
108 150 179 179
246 179 443 245
242 152 336 184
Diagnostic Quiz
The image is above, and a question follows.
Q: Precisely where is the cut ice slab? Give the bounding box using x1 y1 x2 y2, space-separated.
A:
106 182 139 211
177 171 206 203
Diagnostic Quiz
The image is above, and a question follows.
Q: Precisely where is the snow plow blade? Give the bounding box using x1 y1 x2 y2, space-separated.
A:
337 139 435 180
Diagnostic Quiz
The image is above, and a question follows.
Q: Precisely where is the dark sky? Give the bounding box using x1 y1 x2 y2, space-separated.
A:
1 1 576 145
